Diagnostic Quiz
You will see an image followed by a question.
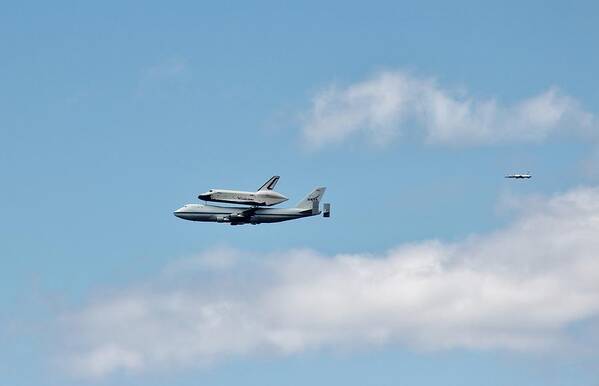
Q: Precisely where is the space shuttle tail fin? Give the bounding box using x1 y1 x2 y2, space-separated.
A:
258 176 280 191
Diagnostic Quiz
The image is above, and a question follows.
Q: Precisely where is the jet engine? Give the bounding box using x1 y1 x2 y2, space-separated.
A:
215 215 230 223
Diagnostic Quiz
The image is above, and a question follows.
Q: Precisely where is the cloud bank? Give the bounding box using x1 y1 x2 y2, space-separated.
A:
301 71 596 148
63 187 599 378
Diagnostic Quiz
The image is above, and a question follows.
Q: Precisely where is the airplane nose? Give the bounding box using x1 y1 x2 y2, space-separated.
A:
173 207 185 218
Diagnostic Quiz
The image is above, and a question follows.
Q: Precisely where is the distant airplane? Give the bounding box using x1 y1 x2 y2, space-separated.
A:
176 187 330 225
197 175 288 206
505 173 532 179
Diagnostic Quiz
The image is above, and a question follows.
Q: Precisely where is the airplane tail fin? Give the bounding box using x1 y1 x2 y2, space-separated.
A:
258 176 280 191
296 187 326 212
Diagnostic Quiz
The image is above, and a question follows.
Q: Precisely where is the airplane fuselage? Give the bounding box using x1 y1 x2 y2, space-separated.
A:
174 204 317 225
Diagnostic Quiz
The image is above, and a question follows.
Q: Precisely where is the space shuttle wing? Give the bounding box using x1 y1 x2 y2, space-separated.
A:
258 175 280 191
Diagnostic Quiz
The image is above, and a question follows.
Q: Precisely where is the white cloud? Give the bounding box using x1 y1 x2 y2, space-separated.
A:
63 187 599 377
71 344 143 378
163 245 242 275
301 71 596 148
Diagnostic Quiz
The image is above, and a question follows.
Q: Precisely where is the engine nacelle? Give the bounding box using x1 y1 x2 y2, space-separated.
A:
215 215 230 223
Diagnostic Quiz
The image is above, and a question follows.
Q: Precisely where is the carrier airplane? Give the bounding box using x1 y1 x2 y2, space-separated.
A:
175 187 330 225
505 173 532 179
197 175 288 206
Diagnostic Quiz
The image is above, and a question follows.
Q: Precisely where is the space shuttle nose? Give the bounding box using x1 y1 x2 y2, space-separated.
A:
198 193 210 200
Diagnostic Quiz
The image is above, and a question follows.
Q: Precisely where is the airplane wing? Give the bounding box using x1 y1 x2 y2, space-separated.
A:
258 176 280 191
229 207 257 220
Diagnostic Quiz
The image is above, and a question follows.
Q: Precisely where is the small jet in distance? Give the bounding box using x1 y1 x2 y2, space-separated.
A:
176 187 330 225
198 175 288 206
505 173 532 179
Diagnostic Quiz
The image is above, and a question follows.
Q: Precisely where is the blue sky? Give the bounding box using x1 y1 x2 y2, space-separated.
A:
2 1 599 385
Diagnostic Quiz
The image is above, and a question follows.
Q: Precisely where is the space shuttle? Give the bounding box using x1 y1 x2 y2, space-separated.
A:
198 176 288 206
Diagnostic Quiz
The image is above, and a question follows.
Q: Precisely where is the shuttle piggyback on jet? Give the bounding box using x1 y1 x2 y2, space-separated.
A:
175 187 329 225
197 176 288 206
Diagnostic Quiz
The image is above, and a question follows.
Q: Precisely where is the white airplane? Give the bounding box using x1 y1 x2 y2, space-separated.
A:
505 173 532 179
197 176 288 206
176 187 330 225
